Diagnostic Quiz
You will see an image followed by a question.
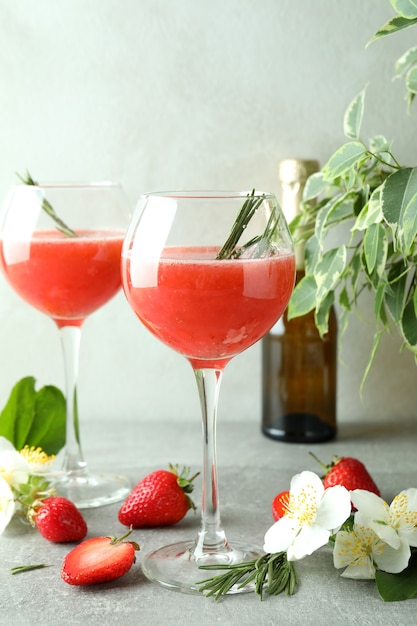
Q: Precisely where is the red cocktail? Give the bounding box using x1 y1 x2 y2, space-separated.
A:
124 245 295 369
1 230 124 327
121 190 295 593
0 182 131 508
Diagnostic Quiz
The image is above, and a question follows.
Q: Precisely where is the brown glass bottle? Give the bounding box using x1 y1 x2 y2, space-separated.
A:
262 159 337 443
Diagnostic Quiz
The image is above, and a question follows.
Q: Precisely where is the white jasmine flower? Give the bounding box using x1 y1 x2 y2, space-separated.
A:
0 437 30 489
19 445 56 475
351 489 417 550
263 470 351 561
0 477 16 534
333 518 411 579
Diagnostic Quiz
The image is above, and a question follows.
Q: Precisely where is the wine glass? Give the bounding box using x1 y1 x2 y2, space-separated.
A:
0 181 132 508
121 190 295 593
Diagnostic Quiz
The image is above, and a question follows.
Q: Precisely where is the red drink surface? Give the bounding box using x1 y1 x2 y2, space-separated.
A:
123 246 295 369
0 230 124 327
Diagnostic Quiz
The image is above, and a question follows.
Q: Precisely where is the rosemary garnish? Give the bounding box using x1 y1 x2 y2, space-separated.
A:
216 189 281 260
17 171 77 238
11 563 51 575
196 552 298 600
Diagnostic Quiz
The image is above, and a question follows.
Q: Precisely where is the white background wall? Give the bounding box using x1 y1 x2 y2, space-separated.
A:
1 0 417 429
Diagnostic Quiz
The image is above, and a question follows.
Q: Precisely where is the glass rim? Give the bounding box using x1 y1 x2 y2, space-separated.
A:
141 190 276 200
13 181 122 190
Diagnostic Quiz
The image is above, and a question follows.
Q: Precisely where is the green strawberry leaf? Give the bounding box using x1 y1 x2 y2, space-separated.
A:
0 377 65 455
375 551 417 601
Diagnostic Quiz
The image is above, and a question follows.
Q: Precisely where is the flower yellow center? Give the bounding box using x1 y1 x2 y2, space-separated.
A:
19 446 55 467
390 492 417 529
287 484 318 525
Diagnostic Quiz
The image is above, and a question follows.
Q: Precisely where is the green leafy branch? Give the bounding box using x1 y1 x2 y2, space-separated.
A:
287 2 417 388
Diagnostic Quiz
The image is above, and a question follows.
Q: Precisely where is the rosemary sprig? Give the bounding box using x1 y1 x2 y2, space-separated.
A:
11 563 51 575
17 171 78 238
196 552 298 600
216 189 266 259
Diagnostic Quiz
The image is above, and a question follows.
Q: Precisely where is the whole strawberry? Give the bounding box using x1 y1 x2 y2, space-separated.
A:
311 453 380 495
118 464 199 528
272 490 290 521
31 496 88 543
61 529 139 585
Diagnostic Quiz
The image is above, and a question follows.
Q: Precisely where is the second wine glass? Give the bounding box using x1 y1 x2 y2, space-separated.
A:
0 181 131 508
121 190 295 593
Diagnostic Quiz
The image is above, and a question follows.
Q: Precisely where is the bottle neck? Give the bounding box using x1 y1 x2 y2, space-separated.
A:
281 180 305 271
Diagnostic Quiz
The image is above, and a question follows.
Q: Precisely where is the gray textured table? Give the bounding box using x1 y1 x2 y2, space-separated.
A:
1 418 416 626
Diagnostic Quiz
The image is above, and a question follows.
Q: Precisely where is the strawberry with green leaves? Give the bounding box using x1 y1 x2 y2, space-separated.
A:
118 464 199 528
311 453 380 495
18 475 87 543
61 529 139 585
31 496 87 543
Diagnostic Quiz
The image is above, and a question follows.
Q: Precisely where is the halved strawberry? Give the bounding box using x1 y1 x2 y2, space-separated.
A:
272 490 290 521
61 530 139 585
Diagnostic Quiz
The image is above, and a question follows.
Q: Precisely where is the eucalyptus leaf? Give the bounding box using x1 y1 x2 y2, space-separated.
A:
375 551 417 601
0 377 65 455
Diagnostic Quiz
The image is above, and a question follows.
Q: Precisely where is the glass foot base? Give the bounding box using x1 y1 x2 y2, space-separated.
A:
142 539 263 595
51 471 131 509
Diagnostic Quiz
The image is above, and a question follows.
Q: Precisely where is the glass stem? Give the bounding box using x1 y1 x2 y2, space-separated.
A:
59 325 87 474
193 367 229 557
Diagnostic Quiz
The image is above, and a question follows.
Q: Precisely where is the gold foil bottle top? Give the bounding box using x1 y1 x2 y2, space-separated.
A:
278 158 320 269
278 158 320 224
278 158 320 186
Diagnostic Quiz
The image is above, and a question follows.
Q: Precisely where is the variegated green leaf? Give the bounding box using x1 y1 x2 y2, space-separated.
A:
395 46 417 76
381 167 415 221
381 167 417 254
315 291 335 337
391 0 417 19
287 274 317 319
304 234 320 274
384 273 407 322
303 172 327 201
401 298 417 348
323 142 366 179
369 134 392 154
399 190 417 253
353 189 383 231
406 65 417 93
374 281 387 323
369 16 417 43
343 89 366 139
315 246 347 305
412 284 417 319
363 222 388 276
